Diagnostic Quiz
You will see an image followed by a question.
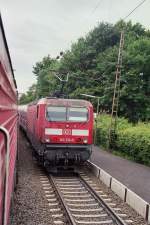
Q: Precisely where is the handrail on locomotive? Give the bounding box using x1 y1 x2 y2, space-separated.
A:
0 127 10 225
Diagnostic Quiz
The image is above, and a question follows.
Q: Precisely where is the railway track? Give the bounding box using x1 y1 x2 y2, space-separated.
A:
40 171 130 225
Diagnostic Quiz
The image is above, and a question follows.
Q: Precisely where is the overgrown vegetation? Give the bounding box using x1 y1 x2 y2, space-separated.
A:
20 20 150 123
96 114 150 165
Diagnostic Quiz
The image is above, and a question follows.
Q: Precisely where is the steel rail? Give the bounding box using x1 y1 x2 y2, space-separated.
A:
49 173 128 225
49 175 76 225
78 174 127 225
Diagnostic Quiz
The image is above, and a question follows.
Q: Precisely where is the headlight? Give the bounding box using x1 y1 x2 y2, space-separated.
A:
83 138 88 144
45 138 50 143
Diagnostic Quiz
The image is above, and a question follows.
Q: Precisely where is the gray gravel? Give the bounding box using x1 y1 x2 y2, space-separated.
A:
10 131 53 225
80 166 148 225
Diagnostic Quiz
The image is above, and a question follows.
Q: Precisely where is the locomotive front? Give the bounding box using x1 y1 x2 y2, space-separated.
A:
42 99 94 167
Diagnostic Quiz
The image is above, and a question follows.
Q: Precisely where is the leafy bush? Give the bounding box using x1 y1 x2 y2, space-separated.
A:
95 114 111 147
117 124 150 165
95 114 150 165
96 114 130 147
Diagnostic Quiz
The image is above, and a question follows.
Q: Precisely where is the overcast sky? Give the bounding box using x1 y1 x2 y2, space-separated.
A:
1 0 150 93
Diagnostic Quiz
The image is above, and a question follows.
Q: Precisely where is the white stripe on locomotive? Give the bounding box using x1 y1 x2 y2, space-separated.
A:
45 128 89 136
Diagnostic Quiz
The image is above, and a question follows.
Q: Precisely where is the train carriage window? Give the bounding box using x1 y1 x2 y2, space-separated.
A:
68 107 88 122
46 106 66 121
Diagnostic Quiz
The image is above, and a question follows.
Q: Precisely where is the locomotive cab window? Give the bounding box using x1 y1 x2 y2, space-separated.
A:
46 106 66 121
46 106 88 122
68 107 88 122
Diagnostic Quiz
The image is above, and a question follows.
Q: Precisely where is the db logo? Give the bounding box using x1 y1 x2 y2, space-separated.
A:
63 129 72 135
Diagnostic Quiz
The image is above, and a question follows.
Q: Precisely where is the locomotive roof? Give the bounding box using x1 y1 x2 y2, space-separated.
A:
36 98 93 107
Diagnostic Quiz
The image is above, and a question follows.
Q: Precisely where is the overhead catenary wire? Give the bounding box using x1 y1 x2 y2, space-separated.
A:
50 0 148 89
123 0 148 20
89 0 148 22
80 0 104 33
54 0 148 87
90 0 103 15
68 0 148 75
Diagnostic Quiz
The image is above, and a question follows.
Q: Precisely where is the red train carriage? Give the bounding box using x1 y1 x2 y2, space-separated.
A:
0 15 18 225
19 97 93 169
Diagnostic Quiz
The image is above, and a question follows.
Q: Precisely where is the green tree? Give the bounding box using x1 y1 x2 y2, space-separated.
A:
19 84 37 104
33 55 59 97
23 20 150 122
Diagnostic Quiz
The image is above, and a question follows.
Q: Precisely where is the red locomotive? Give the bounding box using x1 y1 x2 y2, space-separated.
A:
0 15 18 225
19 97 93 169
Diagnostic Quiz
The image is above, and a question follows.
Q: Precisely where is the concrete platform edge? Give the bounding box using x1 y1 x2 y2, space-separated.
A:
87 160 150 223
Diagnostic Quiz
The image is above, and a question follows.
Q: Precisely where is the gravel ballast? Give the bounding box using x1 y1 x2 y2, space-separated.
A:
80 167 148 225
10 131 53 225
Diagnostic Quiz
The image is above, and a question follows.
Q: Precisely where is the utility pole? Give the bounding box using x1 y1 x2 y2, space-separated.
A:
108 31 124 149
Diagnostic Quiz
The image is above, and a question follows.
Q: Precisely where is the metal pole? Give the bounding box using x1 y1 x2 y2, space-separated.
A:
108 31 124 149
97 98 100 115
0 126 10 225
